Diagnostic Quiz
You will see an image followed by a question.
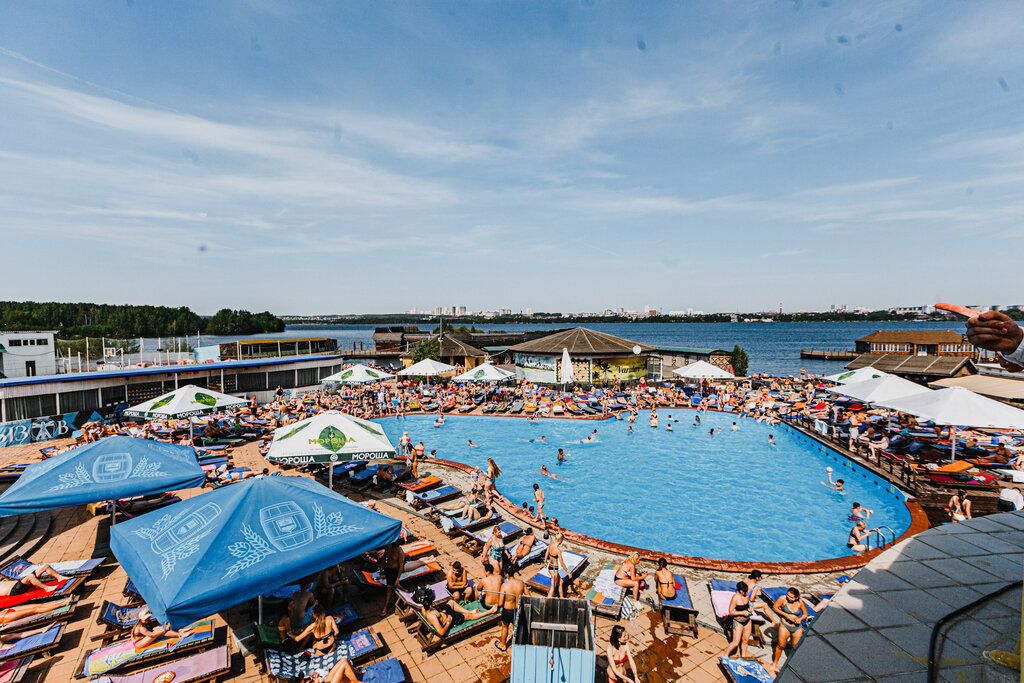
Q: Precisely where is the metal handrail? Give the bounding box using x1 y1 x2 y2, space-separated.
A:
927 580 1021 683
865 526 895 550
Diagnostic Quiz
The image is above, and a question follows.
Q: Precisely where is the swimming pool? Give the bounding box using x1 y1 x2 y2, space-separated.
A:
377 410 912 563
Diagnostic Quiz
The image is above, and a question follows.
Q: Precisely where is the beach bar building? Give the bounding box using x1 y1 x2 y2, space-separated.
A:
854 330 974 357
509 327 654 384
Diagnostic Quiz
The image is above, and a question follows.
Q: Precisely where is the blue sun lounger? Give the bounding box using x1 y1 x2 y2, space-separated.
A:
408 485 460 508
0 557 104 580
264 629 385 678
525 550 587 593
457 520 522 554
719 656 773 683
357 657 406 683
349 467 379 484
0 622 65 662
660 574 699 638
440 510 499 535
510 539 545 567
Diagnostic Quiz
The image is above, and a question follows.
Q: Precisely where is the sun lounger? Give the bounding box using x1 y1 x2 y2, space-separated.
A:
79 618 216 678
0 657 33 683
583 564 624 620
525 550 588 595
395 476 441 493
92 601 145 645
349 467 379 484
0 597 78 635
122 578 142 604
401 540 437 559
407 485 459 509
924 471 998 487
93 645 230 683
396 580 451 623
356 657 406 683
0 578 82 610
0 557 104 581
357 561 442 587
439 511 499 535
719 656 774 683
759 586 818 628
509 539 545 567
253 603 361 651
660 574 699 638
0 622 65 663
456 521 522 555
708 579 765 648
412 599 500 653
264 628 385 678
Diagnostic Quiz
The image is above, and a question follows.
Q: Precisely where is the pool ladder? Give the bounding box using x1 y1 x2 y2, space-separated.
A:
866 525 896 550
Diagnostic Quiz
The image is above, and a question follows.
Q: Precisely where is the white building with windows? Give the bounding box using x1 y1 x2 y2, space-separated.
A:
0 331 57 378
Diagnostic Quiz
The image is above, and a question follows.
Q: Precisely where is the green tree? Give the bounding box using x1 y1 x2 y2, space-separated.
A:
730 344 749 377
411 338 440 363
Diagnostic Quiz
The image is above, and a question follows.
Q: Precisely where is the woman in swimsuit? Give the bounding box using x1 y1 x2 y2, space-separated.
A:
482 528 506 576
770 588 809 674
414 590 495 639
309 656 361 683
0 597 75 627
545 534 569 598
847 521 873 553
726 581 754 658
614 553 648 601
0 564 69 597
654 558 675 601
949 490 972 522
295 605 339 656
131 609 184 649
606 624 638 682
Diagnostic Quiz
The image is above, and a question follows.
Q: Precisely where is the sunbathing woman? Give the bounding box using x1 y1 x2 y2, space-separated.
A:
614 553 648 601
309 656 362 683
654 558 675 601
294 605 339 656
512 528 536 564
131 609 185 649
0 564 69 597
0 596 75 626
414 589 495 639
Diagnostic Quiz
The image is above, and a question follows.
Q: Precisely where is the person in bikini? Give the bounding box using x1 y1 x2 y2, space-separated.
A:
847 520 875 553
726 581 754 658
770 588 809 674
544 533 570 598
654 558 675 601
607 624 639 682
614 552 648 601
294 604 339 656
511 528 536 564
0 565 69 597
131 609 187 649
0 596 76 627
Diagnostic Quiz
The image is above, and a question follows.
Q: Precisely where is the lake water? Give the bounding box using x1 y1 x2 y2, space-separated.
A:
198 320 967 376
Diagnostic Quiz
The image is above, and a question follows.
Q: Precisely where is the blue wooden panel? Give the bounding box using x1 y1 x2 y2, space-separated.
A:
510 644 596 683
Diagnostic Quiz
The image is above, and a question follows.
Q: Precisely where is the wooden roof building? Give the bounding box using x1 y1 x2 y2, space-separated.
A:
508 327 655 357
846 353 977 381
855 330 973 357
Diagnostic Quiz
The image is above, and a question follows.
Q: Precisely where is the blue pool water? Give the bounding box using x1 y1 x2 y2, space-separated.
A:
378 410 911 563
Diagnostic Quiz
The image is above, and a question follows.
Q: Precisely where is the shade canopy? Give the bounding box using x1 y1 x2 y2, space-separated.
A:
672 360 734 379
123 384 248 419
265 411 396 466
397 358 456 376
454 363 515 383
110 476 401 627
825 368 889 384
559 347 574 384
826 375 930 404
875 386 1024 429
321 364 395 385
0 436 206 518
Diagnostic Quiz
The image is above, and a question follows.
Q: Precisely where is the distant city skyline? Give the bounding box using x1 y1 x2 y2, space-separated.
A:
1 1 1021 314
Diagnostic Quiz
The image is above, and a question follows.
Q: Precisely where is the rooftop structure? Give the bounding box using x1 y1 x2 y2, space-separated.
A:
845 354 977 381
855 330 973 357
0 331 57 379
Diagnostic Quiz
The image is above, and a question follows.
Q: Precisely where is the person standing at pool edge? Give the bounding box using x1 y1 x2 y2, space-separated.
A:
533 483 545 527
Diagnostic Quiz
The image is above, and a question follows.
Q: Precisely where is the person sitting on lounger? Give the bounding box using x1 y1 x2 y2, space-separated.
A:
0 564 69 597
654 558 675 601
607 624 639 683
446 562 475 602
131 609 185 649
294 604 339 656
308 656 361 683
770 588 809 675
512 528 536 563
614 553 648 601
414 588 496 639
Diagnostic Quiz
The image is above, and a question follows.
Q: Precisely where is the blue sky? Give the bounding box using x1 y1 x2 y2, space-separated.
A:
1 1 1021 315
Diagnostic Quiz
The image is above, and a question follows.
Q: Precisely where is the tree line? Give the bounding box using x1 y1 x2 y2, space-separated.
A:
0 301 284 338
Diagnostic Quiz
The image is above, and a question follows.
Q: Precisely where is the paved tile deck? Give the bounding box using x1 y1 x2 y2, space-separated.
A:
0 437 858 681
778 511 1024 682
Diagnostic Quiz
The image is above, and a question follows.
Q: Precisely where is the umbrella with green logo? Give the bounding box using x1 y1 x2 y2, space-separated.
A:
265 410 397 488
321 363 395 385
453 363 515 383
123 384 249 441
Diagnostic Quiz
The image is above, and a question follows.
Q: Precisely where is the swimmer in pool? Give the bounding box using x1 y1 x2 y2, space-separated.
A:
850 502 873 520
732 422 739 431
527 417 539 423
709 428 715 437
666 422 673 432
695 414 701 425
627 426 633 434
822 473 845 492
468 440 481 448
530 436 547 443
557 449 565 462
768 434 775 445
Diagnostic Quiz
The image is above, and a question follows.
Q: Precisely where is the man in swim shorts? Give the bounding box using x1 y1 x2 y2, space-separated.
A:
494 567 525 652
533 483 545 524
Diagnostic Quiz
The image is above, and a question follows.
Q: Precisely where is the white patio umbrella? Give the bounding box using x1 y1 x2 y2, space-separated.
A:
826 375 930 404
454 363 515 383
321 363 395 385
265 410 396 487
875 386 1024 460
559 347 574 386
673 360 734 379
397 358 456 377
123 384 249 440
825 367 889 384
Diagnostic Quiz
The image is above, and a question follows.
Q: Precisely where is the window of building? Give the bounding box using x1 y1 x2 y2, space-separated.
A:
237 372 267 392
8 339 21 347
101 386 126 406
59 389 100 413
267 369 296 389
35 338 48 346
296 368 318 386
6 394 57 421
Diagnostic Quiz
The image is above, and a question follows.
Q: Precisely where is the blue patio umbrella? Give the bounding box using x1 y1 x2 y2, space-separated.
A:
0 436 206 518
110 476 401 627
